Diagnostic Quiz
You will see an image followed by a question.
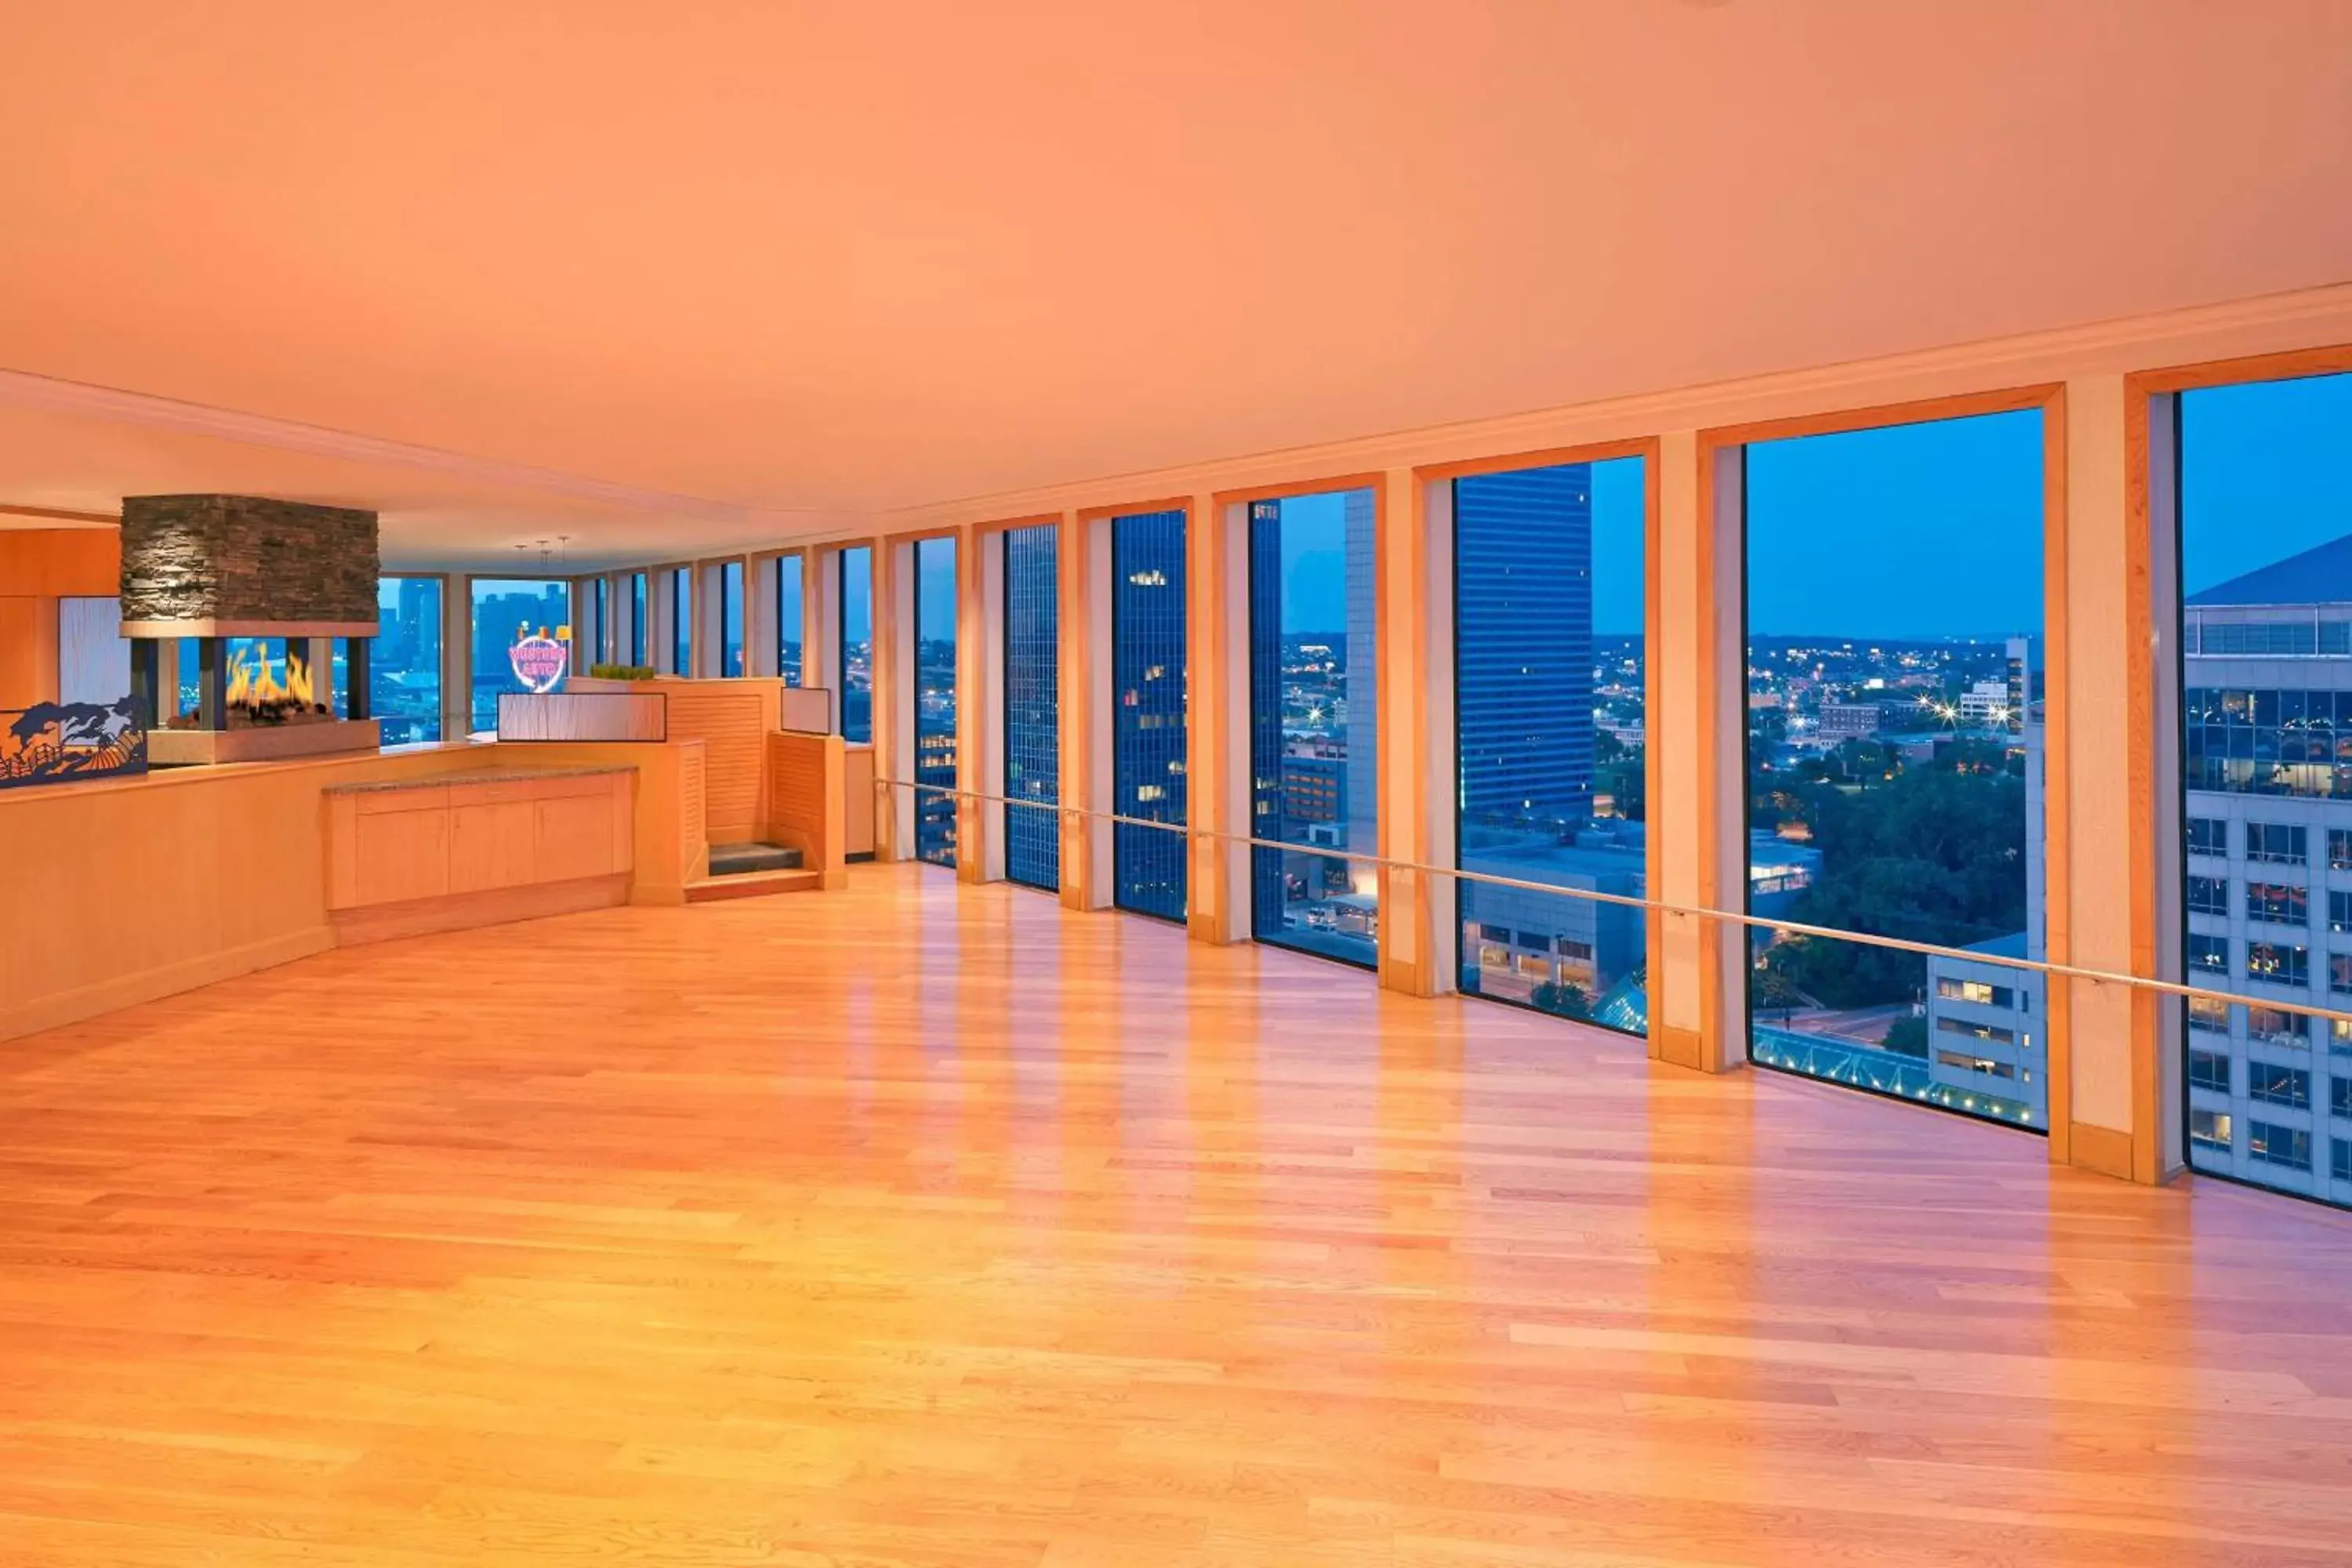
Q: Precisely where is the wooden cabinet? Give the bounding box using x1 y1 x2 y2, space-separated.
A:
324 768 633 945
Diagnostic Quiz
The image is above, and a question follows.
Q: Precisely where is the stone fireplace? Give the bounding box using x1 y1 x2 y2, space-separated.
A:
119 495 387 764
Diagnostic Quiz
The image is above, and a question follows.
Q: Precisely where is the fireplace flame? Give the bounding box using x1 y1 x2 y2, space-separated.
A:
224 644 317 714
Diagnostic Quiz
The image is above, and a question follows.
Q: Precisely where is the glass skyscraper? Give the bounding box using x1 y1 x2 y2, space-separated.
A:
1004 523 1060 891
1454 465 1595 826
1112 509 1187 920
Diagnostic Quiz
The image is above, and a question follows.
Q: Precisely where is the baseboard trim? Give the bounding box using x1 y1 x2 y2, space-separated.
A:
331 873 630 947
1653 1024 1711 1072
2067 1120 2138 1181
1 927 333 1045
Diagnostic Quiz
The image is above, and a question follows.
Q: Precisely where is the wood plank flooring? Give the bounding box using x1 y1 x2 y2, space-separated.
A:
4 864 2352 1566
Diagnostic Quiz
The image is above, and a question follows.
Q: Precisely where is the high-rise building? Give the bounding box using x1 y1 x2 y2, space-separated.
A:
1454 464 1595 828
1112 510 1188 920
2175 532 2352 1202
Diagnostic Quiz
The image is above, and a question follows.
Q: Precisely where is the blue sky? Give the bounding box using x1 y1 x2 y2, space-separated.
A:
2182 372 2352 593
1746 408 2044 640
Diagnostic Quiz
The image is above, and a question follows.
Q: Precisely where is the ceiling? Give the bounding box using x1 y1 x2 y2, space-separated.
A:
2 0 2348 569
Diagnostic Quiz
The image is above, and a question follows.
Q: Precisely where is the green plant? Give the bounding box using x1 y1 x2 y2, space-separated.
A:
588 663 658 681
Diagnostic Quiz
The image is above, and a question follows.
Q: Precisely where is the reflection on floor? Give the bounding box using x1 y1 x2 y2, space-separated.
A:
3 863 2350 1565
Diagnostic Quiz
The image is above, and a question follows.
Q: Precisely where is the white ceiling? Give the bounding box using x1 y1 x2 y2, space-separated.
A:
2 0 2348 568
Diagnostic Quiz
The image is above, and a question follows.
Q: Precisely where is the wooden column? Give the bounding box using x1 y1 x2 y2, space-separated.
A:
1059 510 1112 910
872 538 911 862
1187 492 1247 944
2056 375 2149 1180
1652 431 1744 1072
957 527 999 884
1377 465 1441 995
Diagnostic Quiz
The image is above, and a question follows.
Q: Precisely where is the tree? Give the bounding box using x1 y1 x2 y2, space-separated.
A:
1766 759 2027 1008
1750 965 1806 1025
1882 1014 1928 1057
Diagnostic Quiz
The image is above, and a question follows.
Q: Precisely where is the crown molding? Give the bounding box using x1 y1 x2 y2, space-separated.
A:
878 281 2352 532
0 366 820 529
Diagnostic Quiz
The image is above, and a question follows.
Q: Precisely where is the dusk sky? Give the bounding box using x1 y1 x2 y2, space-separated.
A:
1746 408 2044 641
2183 372 2352 593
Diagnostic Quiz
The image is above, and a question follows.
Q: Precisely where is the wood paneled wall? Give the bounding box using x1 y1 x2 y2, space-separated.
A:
766 729 848 889
0 529 118 710
572 677 779 844
0 739 706 1045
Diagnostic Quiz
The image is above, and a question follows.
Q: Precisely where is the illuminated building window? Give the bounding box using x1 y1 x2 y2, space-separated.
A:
1112 510 1187 920
1003 523 1059 891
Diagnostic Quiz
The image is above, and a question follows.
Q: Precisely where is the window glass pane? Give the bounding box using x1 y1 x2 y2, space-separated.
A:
913 537 958 866
1744 411 2046 1130
375 575 442 744
1454 457 1646 1033
630 573 648 667
174 636 202 720
722 561 745 677
777 556 804 686
1112 510 1187 920
469 578 571 733
2179 368 2352 1206
672 569 691 675
1004 524 1060 891
1250 488 1377 967
840 546 872 742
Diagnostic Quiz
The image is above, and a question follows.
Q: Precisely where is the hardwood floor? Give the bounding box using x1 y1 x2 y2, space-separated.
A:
4 864 2351 1566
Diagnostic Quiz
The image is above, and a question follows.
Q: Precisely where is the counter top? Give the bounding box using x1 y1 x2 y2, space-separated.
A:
321 764 636 797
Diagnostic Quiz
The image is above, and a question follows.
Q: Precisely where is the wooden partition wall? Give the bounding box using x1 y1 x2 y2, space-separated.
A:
569 677 779 844
0 739 710 1047
766 730 848 889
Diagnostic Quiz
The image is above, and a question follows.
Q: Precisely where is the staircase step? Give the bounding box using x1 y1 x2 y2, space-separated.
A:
708 841 804 877
684 866 824 902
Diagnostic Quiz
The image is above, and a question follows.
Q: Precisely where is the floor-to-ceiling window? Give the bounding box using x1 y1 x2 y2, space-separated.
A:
1742 409 2047 1130
469 577 572 733
374 575 443 744
589 577 609 669
913 536 958 866
720 561 745 677
2177 368 2352 1208
1112 509 1187 920
1454 458 1646 1029
1250 488 1377 967
630 572 648 667
840 546 873 742
671 568 692 676
776 554 804 685
1004 523 1060 891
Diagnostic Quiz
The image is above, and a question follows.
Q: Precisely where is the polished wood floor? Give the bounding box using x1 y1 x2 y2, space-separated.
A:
5 866 2352 1566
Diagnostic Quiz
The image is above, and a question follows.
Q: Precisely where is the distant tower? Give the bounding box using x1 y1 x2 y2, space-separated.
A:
1454 463 1595 829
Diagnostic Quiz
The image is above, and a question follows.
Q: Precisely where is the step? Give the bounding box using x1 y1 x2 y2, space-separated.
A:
684 866 825 903
707 841 805 877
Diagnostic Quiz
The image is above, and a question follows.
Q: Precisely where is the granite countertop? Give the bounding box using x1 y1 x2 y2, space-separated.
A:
323 765 633 796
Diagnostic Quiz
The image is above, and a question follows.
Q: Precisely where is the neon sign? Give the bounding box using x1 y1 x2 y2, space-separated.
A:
508 624 572 693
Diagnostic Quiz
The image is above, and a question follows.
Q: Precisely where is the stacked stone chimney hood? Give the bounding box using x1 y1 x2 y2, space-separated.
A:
118 494 386 764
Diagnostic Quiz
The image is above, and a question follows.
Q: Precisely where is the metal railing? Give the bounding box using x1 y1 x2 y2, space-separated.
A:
876 775 2352 1029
